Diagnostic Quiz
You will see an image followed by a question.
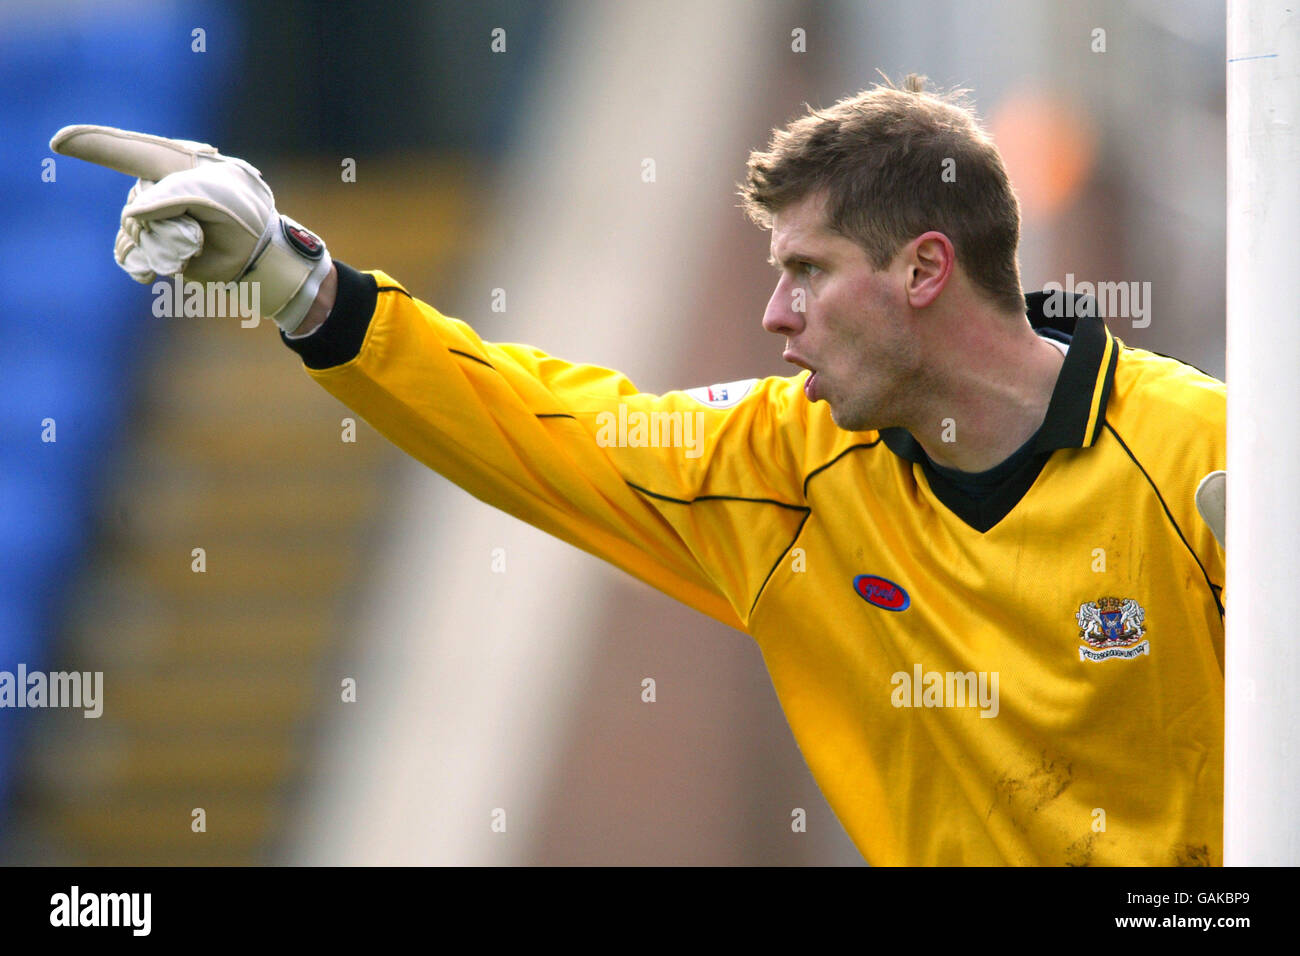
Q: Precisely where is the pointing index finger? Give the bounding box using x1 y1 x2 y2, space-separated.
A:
49 124 219 181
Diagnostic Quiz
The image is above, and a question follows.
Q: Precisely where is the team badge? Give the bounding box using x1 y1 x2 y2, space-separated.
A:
683 378 758 409
1075 596 1148 662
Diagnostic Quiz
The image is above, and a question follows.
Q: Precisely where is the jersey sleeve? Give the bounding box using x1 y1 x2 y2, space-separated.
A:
280 263 815 632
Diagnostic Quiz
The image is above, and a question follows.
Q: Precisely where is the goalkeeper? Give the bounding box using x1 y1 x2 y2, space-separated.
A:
51 75 1226 866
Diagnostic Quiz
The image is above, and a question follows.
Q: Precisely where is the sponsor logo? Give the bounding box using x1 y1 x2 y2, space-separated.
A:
1076 596 1148 661
682 378 758 409
283 220 324 259
854 574 910 612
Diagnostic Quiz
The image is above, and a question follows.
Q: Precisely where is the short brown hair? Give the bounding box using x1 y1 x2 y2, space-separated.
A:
739 74 1024 315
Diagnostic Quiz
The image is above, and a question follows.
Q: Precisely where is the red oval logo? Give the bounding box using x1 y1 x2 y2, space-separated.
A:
853 574 910 611
283 220 325 260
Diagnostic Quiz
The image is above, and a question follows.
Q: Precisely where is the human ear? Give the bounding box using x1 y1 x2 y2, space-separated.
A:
906 231 955 308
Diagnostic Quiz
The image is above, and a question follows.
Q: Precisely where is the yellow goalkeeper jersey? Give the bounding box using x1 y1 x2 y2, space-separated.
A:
282 263 1226 866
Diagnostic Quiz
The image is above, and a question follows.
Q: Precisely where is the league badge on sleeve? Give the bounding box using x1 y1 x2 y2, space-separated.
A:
1076 596 1149 662
683 378 758 409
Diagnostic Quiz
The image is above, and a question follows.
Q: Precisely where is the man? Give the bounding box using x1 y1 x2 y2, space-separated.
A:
52 75 1225 865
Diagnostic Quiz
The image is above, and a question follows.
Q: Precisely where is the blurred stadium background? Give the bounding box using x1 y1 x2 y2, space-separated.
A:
0 0 1225 864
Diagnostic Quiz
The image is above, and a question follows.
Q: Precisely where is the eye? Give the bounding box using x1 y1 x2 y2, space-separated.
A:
800 262 822 278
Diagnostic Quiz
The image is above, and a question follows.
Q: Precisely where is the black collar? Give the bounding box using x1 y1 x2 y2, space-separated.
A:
878 291 1120 531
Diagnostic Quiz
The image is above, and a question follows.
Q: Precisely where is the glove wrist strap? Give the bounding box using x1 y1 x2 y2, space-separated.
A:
240 216 333 332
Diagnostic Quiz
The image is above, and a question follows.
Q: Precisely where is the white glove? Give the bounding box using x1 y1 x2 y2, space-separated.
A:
50 124 332 333
1196 470 1225 548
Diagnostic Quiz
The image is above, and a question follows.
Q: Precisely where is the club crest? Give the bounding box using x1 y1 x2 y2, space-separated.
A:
1076 596 1148 662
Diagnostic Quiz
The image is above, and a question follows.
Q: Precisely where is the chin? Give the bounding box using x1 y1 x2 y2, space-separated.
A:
828 406 862 432
829 403 877 434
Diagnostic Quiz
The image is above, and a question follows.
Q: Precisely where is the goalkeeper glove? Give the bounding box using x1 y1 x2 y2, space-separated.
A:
49 124 331 334
1195 470 1225 549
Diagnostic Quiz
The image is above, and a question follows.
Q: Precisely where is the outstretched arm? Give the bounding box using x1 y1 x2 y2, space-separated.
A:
53 125 816 631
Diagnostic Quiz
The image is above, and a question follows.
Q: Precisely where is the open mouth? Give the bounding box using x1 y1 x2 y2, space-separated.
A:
783 351 818 400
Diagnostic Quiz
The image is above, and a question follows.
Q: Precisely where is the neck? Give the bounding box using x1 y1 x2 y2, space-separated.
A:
904 311 1064 473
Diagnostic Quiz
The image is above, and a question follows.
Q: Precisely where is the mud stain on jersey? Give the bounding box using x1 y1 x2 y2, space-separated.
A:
1065 832 1096 866
1173 842 1210 867
987 750 1074 831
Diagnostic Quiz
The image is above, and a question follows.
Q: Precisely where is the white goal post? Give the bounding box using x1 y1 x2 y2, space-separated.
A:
1224 0 1300 865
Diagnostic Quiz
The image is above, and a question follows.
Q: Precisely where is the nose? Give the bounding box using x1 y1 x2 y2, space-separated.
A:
762 275 804 336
